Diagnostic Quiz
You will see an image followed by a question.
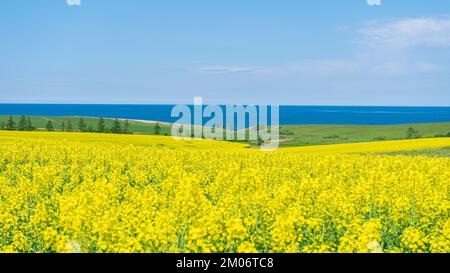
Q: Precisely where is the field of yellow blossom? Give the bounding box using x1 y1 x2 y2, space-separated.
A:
0 131 449 253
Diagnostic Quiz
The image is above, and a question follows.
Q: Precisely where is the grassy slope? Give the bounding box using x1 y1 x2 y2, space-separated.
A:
2 116 450 148
277 137 450 154
0 116 172 135
278 123 450 147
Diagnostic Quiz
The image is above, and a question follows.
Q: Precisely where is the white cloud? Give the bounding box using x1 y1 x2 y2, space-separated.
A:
368 61 443 76
198 16 450 79
288 16 450 77
67 0 81 6
360 16 450 49
367 0 382 6
283 60 360 77
274 59 443 78
199 66 268 75
199 59 444 79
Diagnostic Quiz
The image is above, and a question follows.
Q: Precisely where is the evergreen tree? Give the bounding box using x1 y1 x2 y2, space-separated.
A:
78 118 87 132
123 119 130 134
6 116 15 131
97 118 106 133
257 137 264 146
18 115 27 131
46 121 54 131
111 118 122 134
154 122 162 135
406 127 420 139
61 122 66 132
67 121 73 132
26 117 34 131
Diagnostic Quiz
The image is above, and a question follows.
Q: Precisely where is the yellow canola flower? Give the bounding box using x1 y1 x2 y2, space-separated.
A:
0 131 448 253
279 137 450 154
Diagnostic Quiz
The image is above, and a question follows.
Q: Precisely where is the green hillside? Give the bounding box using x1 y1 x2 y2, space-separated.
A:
1 116 450 147
0 116 171 135
278 123 450 147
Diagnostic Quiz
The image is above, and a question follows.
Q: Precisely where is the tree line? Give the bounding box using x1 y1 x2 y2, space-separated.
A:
1 116 164 135
0 116 35 131
45 117 132 134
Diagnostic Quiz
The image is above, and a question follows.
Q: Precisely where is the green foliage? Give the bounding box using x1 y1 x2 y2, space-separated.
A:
434 132 450 138
154 122 162 135
280 128 294 136
46 121 54 131
26 117 35 131
79 118 87 132
111 119 122 134
0 116 172 136
2 116 35 131
67 121 73 132
257 137 264 146
6 116 15 131
123 119 130 134
406 127 421 139
18 116 27 131
97 118 106 133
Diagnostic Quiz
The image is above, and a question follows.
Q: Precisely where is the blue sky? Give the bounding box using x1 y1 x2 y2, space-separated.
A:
1 0 450 105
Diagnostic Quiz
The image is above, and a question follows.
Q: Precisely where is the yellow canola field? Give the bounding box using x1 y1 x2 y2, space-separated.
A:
0 131 250 150
279 138 450 154
0 131 449 253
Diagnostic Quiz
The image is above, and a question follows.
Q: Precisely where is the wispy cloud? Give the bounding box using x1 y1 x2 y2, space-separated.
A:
67 0 81 6
360 16 450 49
197 16 450 79
366 0 382 6
199 66 268 75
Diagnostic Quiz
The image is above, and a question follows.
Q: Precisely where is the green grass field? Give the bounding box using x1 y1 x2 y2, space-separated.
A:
2 116 450 149
278 123 450 147
380 147 450 157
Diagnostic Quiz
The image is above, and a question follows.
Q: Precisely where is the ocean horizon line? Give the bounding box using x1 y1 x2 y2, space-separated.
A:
2 104 450 125
1 103 450 108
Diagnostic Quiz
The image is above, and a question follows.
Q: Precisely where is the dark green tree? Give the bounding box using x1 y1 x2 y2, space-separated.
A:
111 118 122 134
46 121 54 131
97 118 106 133
67 121 73 132
0 122 5 130
154 122 162 135
18 115 27 131
78 118 87 132
6 116 15 131
123 119 130 134
406 127 420 139
26 117 34 131
61 122 66 132
257 137 264 146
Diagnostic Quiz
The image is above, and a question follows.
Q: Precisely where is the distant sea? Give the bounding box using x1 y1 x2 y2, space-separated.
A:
1 104 450 125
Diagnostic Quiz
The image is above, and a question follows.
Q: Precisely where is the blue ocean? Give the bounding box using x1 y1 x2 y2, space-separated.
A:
1 104 450 125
